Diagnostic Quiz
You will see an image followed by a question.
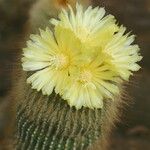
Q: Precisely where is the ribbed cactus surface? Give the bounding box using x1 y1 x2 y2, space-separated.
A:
14 85 113 150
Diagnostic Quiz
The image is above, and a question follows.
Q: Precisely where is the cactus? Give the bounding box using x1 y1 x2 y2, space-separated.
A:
14 83 122 150
13 1 142 150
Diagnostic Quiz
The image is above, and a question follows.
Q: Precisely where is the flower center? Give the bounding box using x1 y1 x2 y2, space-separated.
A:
78 70 96 89
76 26 90 42
79 70 92 83
50 54 69 69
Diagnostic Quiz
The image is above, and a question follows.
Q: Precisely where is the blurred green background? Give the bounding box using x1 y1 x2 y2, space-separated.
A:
0 0 150 149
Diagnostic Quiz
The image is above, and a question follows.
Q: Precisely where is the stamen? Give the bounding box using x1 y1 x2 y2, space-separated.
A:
76 26 90 42
80 70 92 83
50 54 69 69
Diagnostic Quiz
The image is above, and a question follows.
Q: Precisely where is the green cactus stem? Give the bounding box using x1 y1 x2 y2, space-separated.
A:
14 80 122 150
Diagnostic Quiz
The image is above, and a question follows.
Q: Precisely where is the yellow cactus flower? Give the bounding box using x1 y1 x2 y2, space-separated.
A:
51 3 119 48
62 54 120 109
22 3 142 109
22 26 82 95
104 26 142 80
